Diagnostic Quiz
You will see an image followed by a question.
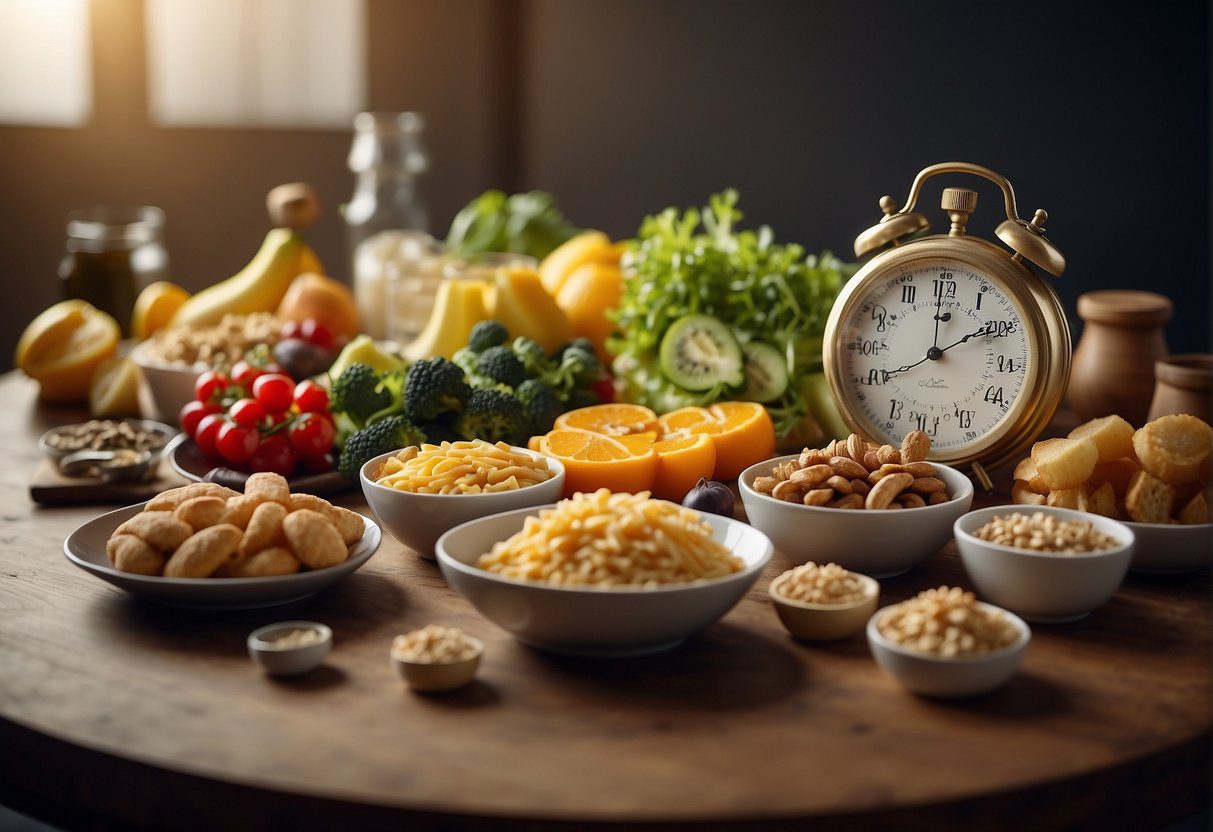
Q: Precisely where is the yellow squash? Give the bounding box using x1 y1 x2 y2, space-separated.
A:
491 266 571 353
405 279 493 360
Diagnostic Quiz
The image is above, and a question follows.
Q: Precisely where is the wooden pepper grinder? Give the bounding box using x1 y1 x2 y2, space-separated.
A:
1069 290 1172 425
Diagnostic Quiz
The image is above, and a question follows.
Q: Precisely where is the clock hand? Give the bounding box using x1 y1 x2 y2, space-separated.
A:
937 323 1003 355
882 354 932 379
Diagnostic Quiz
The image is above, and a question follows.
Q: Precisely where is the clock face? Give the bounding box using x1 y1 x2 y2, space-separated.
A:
835 258 1032 453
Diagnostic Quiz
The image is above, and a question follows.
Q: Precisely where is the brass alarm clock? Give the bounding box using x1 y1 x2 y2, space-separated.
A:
822 162 1070 473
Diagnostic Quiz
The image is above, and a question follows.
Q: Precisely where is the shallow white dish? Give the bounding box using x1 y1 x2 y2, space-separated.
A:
955 506 1134 623
63 503 381 609
435 504 773 656
247 621 332 675
360 447 565 559
738 455 974 577
130 340 204 423
867 602 1030 697
1123 520 1211 573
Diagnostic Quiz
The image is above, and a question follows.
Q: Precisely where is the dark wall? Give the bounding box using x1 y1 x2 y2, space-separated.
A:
519 0 1212 352
0 0 1208 371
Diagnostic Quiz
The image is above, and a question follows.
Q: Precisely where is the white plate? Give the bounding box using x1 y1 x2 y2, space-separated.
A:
64 503 381 609
1123 521 1212 573
436 504 773 656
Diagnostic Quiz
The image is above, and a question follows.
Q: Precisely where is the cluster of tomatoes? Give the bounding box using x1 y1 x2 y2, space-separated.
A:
178 359 335 477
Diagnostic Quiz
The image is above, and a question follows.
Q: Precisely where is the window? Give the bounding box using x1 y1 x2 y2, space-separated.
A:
145 0 366 129
0 0 92 127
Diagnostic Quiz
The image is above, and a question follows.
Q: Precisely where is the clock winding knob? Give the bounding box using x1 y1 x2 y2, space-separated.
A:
941 188 978 237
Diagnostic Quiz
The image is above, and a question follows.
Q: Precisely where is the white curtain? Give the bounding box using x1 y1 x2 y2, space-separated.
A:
0 0 92 127
145 0 366 129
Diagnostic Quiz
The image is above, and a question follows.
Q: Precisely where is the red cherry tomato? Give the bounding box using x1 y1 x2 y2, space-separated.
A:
280 320 304 341
299 319 334 349
248 434 297 477
293 379 330 413
194 370 228 403
230 360 262 388
217 422 260 466
252 373 294 414
179 400 221 436
266 409 292 429
288 412 335 458
228 397 265 428
194 413 226 458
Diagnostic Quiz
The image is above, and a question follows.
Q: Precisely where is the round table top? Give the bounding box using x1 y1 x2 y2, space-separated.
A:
0 373 1208 831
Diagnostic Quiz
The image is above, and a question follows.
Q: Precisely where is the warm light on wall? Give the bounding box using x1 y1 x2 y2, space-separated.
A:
0 0 92 127
145 0 367 129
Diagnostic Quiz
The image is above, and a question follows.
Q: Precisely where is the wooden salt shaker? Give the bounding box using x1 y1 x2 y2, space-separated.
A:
1068 290 1172 425
1147 354 1212 423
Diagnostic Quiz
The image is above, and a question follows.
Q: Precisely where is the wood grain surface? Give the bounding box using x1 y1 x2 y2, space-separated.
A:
0 372 1208 831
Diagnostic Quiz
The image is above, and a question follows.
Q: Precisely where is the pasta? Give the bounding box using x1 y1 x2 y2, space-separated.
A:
375 440 553 494
475 489 743 588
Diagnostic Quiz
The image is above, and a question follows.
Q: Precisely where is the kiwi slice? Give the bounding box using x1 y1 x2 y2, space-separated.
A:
659 315 745 391
740 341 789 403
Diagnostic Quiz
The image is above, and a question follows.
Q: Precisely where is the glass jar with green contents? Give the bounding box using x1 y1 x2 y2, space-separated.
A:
59 206 170 334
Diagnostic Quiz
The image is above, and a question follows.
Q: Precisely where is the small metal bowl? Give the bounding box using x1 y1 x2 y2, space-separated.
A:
248 621 332 676
40 419 178 477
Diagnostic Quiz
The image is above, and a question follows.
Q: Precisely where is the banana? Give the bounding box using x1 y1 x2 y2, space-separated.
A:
169 229 308 329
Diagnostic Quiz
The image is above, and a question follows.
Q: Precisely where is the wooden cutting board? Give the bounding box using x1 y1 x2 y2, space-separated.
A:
29 458 188 506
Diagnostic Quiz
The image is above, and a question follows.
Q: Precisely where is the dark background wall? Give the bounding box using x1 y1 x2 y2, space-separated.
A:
0 0 1208 370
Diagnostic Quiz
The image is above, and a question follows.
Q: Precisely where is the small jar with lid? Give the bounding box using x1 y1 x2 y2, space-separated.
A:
59 206 170 334
1069 290 1172 425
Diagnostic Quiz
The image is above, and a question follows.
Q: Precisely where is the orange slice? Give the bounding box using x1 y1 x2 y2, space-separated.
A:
538 428 657 497
555 403 660 436
657 406 715 437
16 300 121 404
650 433 716 502
131 281 190 340
659 402 776 483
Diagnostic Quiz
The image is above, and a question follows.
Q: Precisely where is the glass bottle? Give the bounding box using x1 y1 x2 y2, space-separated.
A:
59 206 170 334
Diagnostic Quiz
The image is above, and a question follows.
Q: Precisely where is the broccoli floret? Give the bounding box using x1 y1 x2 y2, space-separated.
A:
476 345 526 388
454 388 526 445
403 358 470 421
551 338 596 362
468 320 510 352
337 415 426 480
511 337 549 378
451 346 480 380
516 379 563 435
550 344 604 395
330 363 391 427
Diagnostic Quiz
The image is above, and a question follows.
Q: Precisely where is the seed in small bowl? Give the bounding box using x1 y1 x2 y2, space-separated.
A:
769 562 879 641
971 511 1120 554
391 624 483 692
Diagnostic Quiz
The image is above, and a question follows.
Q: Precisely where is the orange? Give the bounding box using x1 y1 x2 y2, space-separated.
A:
554 262 624 363
659 402 776 483
538 429 657 497
16 300 121 404
277 272 360 338
554 403 659 436
649 433 716 502
657 406 716 437
131 281 190 340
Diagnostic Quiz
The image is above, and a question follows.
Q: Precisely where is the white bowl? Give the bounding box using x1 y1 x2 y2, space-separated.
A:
954 506 1134 623
435 505 774 656
63 503 381 609
738 455 974 577
129 340 206 423
1123 521 1212 573
360 447 565 559
247 621 332 676
867 602 1030 697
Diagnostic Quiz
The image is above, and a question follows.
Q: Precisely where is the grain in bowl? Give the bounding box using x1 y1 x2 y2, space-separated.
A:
773 562 870 605
971 511 1121 554
474 489 743 588
876 586 1019 658
375 440 553 494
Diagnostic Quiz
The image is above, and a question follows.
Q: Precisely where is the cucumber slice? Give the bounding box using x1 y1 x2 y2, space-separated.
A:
658 315 745 391
740 341 789 403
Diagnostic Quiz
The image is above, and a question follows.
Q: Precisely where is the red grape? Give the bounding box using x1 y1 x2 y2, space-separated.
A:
179 400 221 436
228 398 265 428
252 373 294 414
249 434 297 476
280 320 304 340
230 360 262 388
217 422 260 466
293 379 329 413
194 413 226 458
288 412 335 457
194 370 228 403
299 319 334 349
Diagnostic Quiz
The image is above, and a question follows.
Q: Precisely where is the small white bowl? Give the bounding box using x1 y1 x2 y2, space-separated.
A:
247 621 332 676
867 602 1030 697
359 447 565 559
739 455 974 577
955 506 1134 623
768 571 879 641
130 340 204 422
391 635 484 693
1123 521 1211 573
435 504 774 656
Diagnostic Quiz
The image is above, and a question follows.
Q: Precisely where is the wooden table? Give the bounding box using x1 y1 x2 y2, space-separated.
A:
0 372 1208 831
